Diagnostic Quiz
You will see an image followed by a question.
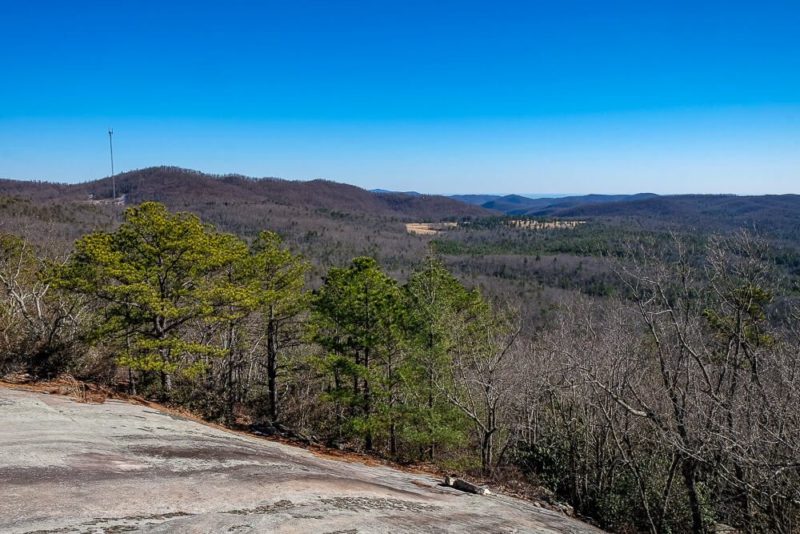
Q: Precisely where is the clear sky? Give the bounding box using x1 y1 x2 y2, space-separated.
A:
1 0 798 194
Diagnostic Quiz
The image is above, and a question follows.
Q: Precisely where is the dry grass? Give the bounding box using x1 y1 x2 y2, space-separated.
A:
507 219 585 230
0 374 115 404
405 222 458 235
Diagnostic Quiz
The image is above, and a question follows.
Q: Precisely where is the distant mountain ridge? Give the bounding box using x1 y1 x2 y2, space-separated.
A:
448 194 503 205
545 193 800 228
0 167 491 220
2 169 798 241
370 188 423 197
476 192 800 241
479 193 659 215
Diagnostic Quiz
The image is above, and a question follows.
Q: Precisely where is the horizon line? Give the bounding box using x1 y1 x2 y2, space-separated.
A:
1 165 798 198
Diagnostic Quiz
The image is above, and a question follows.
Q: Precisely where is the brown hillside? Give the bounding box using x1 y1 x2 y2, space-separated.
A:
0 167 489 220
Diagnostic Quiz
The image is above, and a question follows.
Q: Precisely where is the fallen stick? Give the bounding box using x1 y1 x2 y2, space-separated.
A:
444 475 491 495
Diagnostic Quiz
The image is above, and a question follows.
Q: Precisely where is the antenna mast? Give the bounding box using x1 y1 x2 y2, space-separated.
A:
108 128 116 199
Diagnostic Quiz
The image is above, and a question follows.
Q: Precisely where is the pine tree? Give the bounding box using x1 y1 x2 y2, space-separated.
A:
247 231 308 422
55 202 250 398
403 256 475 461
312 257 403 451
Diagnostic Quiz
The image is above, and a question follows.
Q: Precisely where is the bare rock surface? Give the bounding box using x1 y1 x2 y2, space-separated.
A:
0 387 602 533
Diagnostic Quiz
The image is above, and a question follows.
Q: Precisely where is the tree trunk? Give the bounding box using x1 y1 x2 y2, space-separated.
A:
364 345 373 451
681 458 705 534
128 367 136 395
126 332 136 395
481 430 494 474
657 452 680 532
160 370 172 399
157 324 171 400
427 327 435 462
226 321 235 425
266 305 278 421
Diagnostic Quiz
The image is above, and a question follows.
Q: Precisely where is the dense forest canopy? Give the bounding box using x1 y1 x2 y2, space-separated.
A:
1 172 799 533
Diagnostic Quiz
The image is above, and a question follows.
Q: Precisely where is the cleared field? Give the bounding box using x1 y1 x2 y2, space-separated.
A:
406 222 459 235
508 219 585 230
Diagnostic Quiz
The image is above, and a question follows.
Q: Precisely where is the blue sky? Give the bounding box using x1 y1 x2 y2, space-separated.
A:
1 0 798 194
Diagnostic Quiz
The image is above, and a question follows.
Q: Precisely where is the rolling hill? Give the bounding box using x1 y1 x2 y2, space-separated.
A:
0 167 490 220
480 193 658 215
540 193 800 238
449 194 503 205
0 167 494 272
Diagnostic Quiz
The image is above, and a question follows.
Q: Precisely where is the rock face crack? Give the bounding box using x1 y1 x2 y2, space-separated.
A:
320 496 441 513
20 512 193 534
224 500 294 515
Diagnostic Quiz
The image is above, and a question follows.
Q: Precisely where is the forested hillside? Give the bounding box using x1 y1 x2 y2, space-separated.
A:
0 167 488 276
480 192 800 243
1 176 799 533
0 166 490 219
480 193 658 215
